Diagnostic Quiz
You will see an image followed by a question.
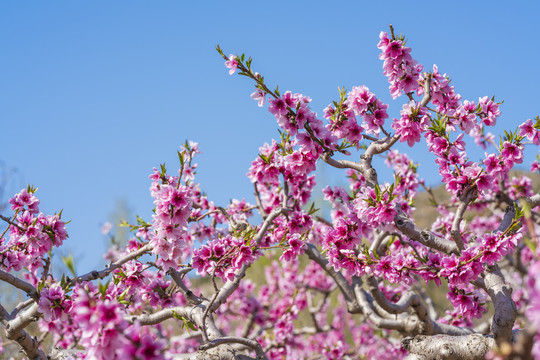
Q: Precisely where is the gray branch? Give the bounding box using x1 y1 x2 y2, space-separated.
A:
73 243 154 283
0 269 39 300
394 209 459 255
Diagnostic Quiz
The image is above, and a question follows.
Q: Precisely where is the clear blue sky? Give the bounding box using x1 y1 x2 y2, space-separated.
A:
1 1 539 274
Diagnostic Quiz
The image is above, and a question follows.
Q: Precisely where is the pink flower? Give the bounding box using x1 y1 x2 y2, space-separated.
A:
519 119 536 139
9 188 40 213
250 89 266 107
224 54 238 75
501 141 524 168
531 161 540 173
268 96 288 119
101 221 113 235
483 153 503 177
478 96 500 126
347 85 374 115
38 284 71 322
392 101 429 146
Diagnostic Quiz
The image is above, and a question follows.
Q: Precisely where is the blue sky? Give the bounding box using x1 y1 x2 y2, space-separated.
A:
1 2 539 274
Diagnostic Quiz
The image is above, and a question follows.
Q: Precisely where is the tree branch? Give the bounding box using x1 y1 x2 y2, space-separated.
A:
393 208 459 255
305 244 359 312
0 269 39 300
168 267 202 305
73 243 153 283
402 334 494 360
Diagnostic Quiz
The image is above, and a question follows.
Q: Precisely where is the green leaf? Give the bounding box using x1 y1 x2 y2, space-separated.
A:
177 150 185 166
389 183 395 196
171 309 182 320
514 202 524 220
117 287 131 303
258 154 272 164
98 281 110 298
60 273 66 288
307 202 319 216
61 254 77 277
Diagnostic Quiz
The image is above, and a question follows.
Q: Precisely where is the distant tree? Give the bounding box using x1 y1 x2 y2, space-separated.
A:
1 26 540 360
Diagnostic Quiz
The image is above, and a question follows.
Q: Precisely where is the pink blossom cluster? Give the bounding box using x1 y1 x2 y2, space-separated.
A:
483 140 524 183
418 65 461 116
478 96 501 127
38 283 72 322
247 136 318 217
279 233 306 262
507 175 534 200
372 252 419 285
148 168 194 270
192 235 256 281
8 188 40 213
384 150 420 209
323 101 364 146
377 31 423 98
1 189 67 273
531 157 540 173
478 231 521 265
69 282 130 360
354 184 398 230
344 85 389 136
266 91 340 157
320 186 370 276
392 100 430 146
455 100 479 134
424 127 495 197
63 280 170 360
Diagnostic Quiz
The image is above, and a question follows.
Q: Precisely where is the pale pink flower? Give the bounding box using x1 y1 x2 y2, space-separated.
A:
224 54 238 75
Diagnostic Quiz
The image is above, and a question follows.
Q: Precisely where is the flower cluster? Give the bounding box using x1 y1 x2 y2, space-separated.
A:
38 284 72 322
70 282 129 360
1 189 67 273
377 31 423 98
354 183 398 231
446 284 487 320
267 91 336 154
419 65 461 116
392 100 429 146
478 96 501 127
148 167 194 269
8 188 40 213
192 235 256 281
344 85 389 136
